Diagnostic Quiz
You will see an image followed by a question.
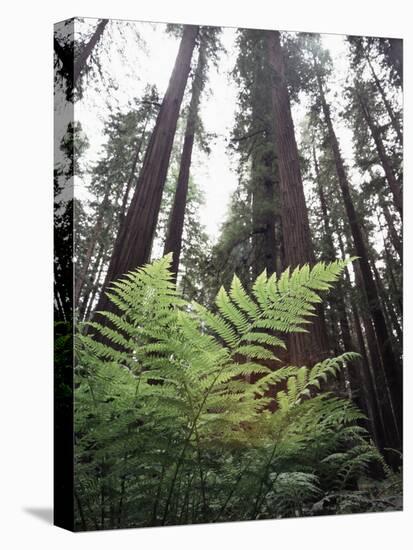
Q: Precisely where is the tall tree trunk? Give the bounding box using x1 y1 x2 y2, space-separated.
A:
266 30 329 365
163 39 206 279
313 145 364 401
356 85 403 218
336 231 396 455
95 25 198 319
73 19 108 88
365 52 403 145
316 66 402 451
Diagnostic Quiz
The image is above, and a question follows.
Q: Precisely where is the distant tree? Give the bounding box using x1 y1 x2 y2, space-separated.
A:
55 122 89 321
347 37 403 144
75 87 159 314
231 29 282 281
306 36 402 455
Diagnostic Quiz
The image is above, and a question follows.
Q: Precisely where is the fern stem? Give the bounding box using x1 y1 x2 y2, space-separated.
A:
161 365 227 525
184 381 208 518
150 462 166 526
251 441 279 519
213 459 252 522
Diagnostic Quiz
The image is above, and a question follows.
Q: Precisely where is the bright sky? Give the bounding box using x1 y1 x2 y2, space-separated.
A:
74 21 359 244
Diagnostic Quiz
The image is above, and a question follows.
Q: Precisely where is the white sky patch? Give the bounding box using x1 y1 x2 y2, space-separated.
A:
194 27 239 241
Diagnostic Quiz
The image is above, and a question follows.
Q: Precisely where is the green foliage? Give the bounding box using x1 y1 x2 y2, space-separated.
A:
73 255 394 530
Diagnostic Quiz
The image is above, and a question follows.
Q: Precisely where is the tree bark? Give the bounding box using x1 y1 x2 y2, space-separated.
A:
266 31 329 365
316 66 402 450
163 40 206 279
95 25 198 320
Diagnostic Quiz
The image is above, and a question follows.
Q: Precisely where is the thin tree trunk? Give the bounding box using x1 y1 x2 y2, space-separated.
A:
360 222 402 350
353 262 401 456
378 196 403 262
75 189 111 306
317 66 402 451
313 145 365 401
379 223 403 316
95 25 198 321
335 230 385 447
365 53 403 145
351 296 381 446
82 237 109 320
73 19 108 88
266 30 329 365
80 246 104 319
76 110 151 308
372 261 402 345
163 40 206 279
356 85 403 218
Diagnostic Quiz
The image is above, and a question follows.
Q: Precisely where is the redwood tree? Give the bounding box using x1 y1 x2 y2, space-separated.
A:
163 38 207 279
266 30 329 365
95 25 199 318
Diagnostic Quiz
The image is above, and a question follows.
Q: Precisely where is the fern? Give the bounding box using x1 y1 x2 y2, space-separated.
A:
73 255 393 530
